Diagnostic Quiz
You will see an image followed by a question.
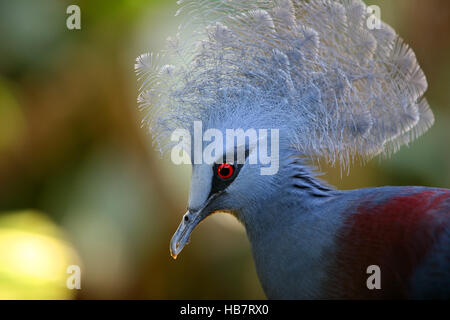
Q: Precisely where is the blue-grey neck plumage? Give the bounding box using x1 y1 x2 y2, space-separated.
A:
136 0 450 299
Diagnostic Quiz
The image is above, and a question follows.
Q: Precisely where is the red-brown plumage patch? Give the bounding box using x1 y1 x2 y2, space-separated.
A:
327 189 449 299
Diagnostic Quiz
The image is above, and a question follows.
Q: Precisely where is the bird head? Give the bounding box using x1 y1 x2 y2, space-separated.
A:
169 126 288 258
136 0 433 258
169 133 284 258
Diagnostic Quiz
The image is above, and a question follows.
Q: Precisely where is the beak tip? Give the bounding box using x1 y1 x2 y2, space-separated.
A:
170 249 178 259
170 240 181 260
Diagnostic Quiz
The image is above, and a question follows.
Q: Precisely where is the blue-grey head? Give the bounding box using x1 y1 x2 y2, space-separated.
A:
169 126 288 258
135 0 433 258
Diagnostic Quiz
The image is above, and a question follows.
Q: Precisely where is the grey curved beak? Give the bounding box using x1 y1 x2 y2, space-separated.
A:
170 210 205 259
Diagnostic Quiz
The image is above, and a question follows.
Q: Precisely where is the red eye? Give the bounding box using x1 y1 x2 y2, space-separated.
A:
217 163 234 179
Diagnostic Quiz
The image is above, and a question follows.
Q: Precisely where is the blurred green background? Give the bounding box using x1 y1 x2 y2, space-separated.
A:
0 0 448 299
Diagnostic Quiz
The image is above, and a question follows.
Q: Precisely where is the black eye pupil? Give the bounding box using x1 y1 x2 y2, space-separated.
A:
217 163 234 179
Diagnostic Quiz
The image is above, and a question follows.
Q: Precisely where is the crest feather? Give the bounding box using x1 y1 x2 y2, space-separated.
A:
136 0 433 167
